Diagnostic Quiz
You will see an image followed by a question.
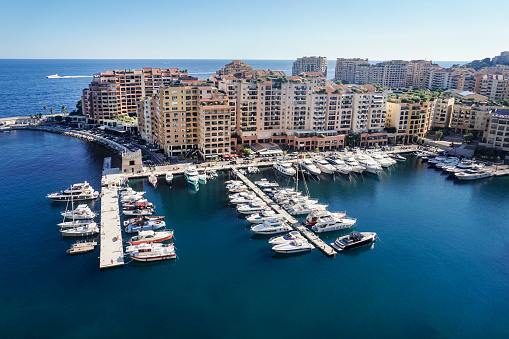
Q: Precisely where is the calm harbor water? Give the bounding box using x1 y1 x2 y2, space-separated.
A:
0 130 508 338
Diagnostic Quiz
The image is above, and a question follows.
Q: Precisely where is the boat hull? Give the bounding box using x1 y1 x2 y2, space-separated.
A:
130 254 177 261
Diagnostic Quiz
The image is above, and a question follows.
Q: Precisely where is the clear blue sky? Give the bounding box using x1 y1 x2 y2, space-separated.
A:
0 0 507 61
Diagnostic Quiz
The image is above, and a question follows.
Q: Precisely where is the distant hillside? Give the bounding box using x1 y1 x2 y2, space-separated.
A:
462 54 509 70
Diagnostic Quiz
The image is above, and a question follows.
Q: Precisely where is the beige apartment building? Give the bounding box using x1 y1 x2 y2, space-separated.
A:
449 103 494 134
386 101 435 142
476 74 509 100
292 56 328 77
481 109 509 151
432 97 455 129
198 93 232 158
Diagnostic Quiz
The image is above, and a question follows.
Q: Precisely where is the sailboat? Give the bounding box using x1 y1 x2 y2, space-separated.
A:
59 191 99 237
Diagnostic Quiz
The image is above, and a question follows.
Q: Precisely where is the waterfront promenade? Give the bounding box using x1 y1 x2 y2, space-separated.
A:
99 185 124 269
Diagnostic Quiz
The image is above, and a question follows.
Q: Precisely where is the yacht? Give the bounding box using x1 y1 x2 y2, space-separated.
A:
120 190 145 203
343 156 365 174
298 159 321 176
237 201 268 215
148 175 158 188
312 158 336 174
184 166 200 189
123 215 165 227
389 153 406 162
197 170 208 184
268 231 305 245
66 241 97 255
273 159 296 176
122 208 155 216
128 230 174 245
246 211 284 224
251 219 293 235
47 74 61 79
304 210 346 226
47 181 99 201
128 243 176 262
287 203 328 216
436 157 459 170
61 204 96 220
229 191 257 201
125 219 166 233
228 185 249 193
455 169 493 180
123 201 154 210
356 156 382 175
272 239 314 254
311 215 357 233
58 220 96 229
326 158 351 174
331 231 377 251
230 196 263 205
165 172 173 185
247 166 259 174
370 153 394 167
254 178 279 188
60 223 99 237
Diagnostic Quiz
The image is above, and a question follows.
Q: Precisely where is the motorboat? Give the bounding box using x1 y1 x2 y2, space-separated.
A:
228 191 257 201
237 201 268 215
251 219 293 234
246 210 284 224
46 181 99 201
254 178 279 188
60 223 99 237
343 156 365 174
66 241 97 254
125 219 166 233
248 166 259 174
128 230 174 245
123 215 165 227
120 189 145 203
356 156 382 175
389 153 406 162
165 172 173 185
123 208 155 216
197 170 207 184
311 215 357 233
273 159 296 176
47 74 62 79
436 157 459 170
148 175 158 188
304 210 346 226
455 169 493 180
230 196 263 205
268 230 305 245
287 203 328 216
61 204 96 220
228 185 249 193
58 220 97 229
312 158 336 174
298 159 321 176
184 166 200 189
331 231 377 251
122 201 154 210
326 158 351 174
128 243 176 262
370 153 394 167
272 239 314 253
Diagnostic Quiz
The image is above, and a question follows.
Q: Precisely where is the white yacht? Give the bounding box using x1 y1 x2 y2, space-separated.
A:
128 243 176 262
312 158 336 174
251 219 293 235
298 159 321 176
389 153 406 162
287 203 328 216
326 158 351 174
61 204 96 220
455 169 493 180
304 210 346 226
273 159 296 176
197 170 207 184
60 223 99 237
128 230 174 245
311 215 357 233
247 211 284 224
47 181 99 201
343 156 365 174
47 74 61 79
272 239 314 254
125 219 166 233
148 175 158 188
165 172 173 185
356 155 382 175
268 231 305 245
370 153 394 167
331 231 377 251
436 157 459 169
122 208 155 216
230 196 263 205
254 178 279 188
184 166 200 189
237 201 268 215
247 166 259 174
228 191 257 201
58 220 96 229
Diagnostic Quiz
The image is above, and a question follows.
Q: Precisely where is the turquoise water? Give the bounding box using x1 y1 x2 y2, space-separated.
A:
0 130 508 338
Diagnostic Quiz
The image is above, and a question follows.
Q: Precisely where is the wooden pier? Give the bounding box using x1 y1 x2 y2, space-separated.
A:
99 184 124 269
234 172 337 257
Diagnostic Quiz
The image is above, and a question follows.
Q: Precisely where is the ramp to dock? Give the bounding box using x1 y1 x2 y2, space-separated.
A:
99 185 124 269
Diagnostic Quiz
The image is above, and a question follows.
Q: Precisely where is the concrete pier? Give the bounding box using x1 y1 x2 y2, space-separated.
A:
99 185 124 269
234 172 337 257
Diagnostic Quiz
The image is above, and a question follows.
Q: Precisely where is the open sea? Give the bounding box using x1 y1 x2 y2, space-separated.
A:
1 60 507 339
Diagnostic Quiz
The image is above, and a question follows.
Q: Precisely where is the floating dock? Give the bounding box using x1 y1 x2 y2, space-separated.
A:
234 172 337 257
99 185 124 269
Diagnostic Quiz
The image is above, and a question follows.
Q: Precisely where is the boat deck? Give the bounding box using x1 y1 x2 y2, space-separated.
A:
234 172 336 257
99 185 124 269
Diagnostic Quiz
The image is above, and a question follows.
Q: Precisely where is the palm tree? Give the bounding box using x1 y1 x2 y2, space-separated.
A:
61 105 67 115
43 105 47 116
50 108 54 116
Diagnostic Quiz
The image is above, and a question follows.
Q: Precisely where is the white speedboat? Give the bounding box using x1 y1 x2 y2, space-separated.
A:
311 215 357 233
128 243 176 262
304 210 346 226
326 158 351 174
47 74 61 79
47 181 99 201
343 156 365 174
268 230 305 245
125 219 166 233
148 175 158 188
128 230 174 245
58 220 96 229
122 208 155 216
230 196 263 205
313 158 336 174
370 153 394 167
248 166 259 174
165 172 173 185
455 169 493 180
123 215 165 227
272 239 314 254
251 219 293 235
254 178 279 188
228 185 249 193
184 166 200 189
228 191 257 201
123 201 154 210
60 223 99 237
246 211 284 224
298 159 321 176
287 203 327 216
356 156 382 175
389 153 406 162
331 231 377 251
237 201 268 215
273 159 296 176
61 204 96 219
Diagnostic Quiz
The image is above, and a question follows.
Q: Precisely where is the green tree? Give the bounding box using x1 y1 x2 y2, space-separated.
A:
43 105 47 116
435 130 444 141
374 143 379 149
61 105 67 115
50 108 54 115
463 133 474 143
30 114 34 120
347 134 360 147
76 100 82 115
314 148 320 153
241 147 252 155
412 135 420 143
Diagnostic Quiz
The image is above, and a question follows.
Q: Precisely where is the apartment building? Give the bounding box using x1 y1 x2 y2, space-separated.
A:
334 58 369 83
292 56 328 77
216 60 252 76
83 68 190 122
481 109 509 151
406 60 433 89
450 103 494 134
137 95 159 144
386 101 435 142
432 97 455 129
476 74 509 100
198 93 231 158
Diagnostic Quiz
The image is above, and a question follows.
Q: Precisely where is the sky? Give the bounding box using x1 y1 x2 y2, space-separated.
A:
0 0 507 61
